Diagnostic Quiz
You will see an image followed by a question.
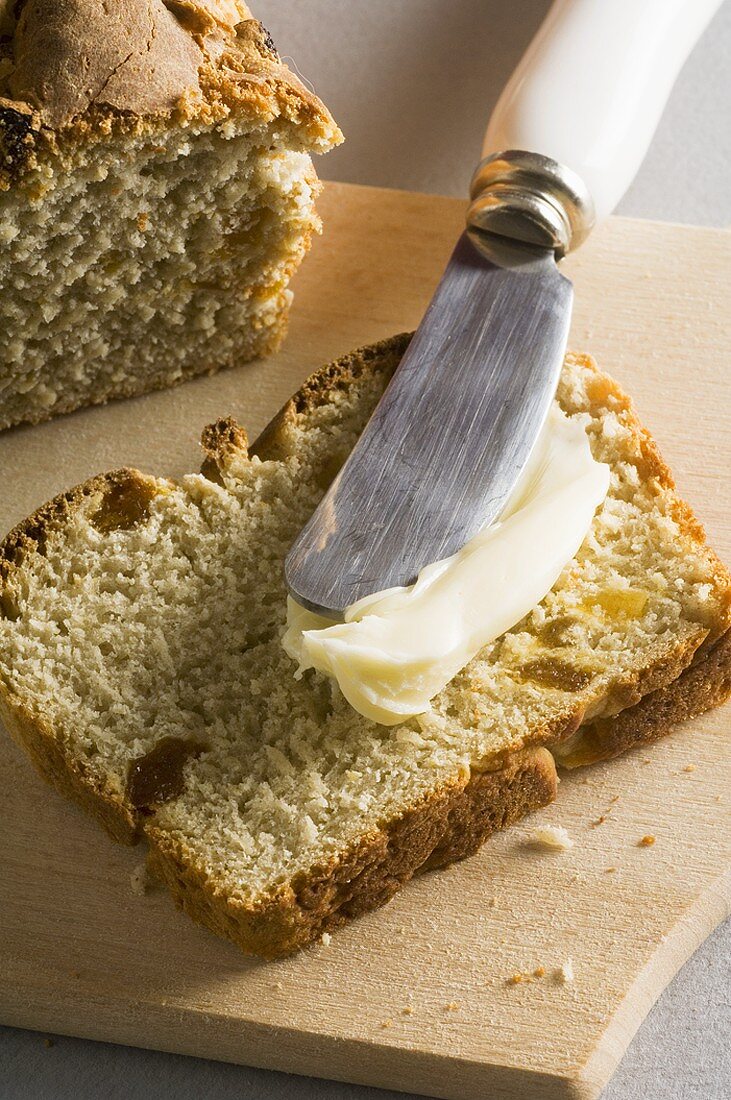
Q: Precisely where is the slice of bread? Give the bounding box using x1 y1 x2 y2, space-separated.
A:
0 2 341 429
0 334 729 957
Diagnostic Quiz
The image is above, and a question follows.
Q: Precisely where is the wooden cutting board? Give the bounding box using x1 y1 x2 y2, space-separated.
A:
1 182 729 1100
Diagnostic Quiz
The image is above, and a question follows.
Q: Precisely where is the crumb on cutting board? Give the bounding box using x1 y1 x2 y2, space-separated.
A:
507 969 541 986
556 959 574 985
529 825 574 850
638 834 656 847
508 961 575 987
592 795 621 827
320 932 332 946
129 862 149 896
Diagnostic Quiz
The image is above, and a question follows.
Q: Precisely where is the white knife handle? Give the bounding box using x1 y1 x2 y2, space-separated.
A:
468 0 721 254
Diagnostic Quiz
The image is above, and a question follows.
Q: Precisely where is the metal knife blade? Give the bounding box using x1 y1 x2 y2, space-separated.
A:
285 231 573 618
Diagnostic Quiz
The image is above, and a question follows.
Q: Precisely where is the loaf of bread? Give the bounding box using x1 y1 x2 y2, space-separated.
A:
0 335 729 956
0 1 341 429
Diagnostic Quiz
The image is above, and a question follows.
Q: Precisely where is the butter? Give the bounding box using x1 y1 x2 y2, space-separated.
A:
283 405 610 725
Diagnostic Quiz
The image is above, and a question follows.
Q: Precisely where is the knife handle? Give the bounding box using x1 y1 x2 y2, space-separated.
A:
468 0 721 255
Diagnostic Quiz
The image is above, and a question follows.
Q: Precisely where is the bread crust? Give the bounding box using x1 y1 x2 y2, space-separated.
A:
0 468 161 845
1 333 729 956
145 747 559 958
0 692 136 845
0 2 342 188
555 629 731 767
250 334 411 462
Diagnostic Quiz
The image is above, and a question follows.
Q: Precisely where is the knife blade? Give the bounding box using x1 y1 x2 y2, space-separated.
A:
286 232 572 617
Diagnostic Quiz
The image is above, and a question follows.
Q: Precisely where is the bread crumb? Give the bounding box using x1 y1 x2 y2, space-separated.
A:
556 959 574 984
129 862 149 896
381 1018 393 1029
530 825 574 850
509 966 549 985
638 834 656 847
591 795 621 828
43 1037 55 1049
401 1006 414 1016
605 866 618 874
683 764 696 773
445 1001 460 1011
320 932 332 946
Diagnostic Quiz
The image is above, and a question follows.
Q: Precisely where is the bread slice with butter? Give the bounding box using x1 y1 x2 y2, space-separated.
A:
0 334 729 957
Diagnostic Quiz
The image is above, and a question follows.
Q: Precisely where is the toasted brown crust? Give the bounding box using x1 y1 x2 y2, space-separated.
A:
200 415 250 484
555 629 731 768
0 2 342 188
250 333 412 462
1 333 729 957
0 691 136 844
145 747 559 958
0 467 159 583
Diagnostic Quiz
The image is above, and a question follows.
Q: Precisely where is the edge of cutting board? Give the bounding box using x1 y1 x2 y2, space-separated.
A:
2 858 730 1100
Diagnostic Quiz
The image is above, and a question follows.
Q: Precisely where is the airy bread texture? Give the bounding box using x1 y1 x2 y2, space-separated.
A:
0 2 341 429
0 335 729 957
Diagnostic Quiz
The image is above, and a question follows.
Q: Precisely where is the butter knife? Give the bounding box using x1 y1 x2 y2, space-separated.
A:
286 0 721 617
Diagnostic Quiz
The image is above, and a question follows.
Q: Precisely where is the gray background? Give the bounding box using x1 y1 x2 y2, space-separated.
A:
2 2 729 1098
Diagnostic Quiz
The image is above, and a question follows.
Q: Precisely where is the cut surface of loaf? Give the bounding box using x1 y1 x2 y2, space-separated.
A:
0 334 729 957
0 1 341 429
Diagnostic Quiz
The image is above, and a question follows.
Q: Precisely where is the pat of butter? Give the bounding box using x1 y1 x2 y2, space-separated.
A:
283 405 610 725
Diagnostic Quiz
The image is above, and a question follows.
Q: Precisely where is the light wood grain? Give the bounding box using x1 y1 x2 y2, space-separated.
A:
0 182 729 1100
